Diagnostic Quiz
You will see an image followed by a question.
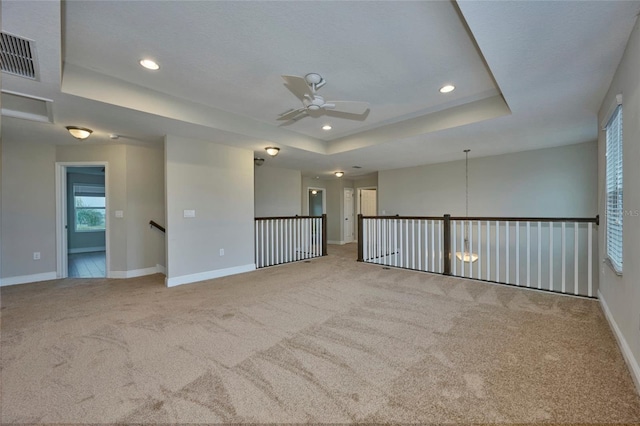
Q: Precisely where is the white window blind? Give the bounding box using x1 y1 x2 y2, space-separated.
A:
605 104 623 273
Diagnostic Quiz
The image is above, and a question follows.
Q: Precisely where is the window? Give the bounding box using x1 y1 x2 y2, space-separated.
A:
605 102 623 273
74 184 106 232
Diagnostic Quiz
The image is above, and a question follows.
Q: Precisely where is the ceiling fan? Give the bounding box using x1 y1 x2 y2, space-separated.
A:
278 73 369 122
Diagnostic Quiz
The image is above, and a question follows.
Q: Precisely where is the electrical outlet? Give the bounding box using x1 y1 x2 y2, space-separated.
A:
33 252 41 260
219 249 224 256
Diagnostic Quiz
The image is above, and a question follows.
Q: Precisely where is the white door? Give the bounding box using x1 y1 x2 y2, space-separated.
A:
344 188 354 242
360 189 377 216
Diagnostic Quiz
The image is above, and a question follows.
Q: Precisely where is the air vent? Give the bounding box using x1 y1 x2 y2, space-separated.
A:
1 32 37 80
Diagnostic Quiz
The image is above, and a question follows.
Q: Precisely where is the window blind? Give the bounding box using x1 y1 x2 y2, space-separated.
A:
73 184 105 197
605 104 623 273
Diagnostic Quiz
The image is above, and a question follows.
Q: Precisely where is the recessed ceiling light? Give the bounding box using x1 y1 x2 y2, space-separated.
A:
139 59 160 70
322 124 332 130
440 84 455 93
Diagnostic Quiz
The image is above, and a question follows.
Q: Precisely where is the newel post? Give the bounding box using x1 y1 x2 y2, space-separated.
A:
443 214 452 275
357 214 364 262
322 214 328 256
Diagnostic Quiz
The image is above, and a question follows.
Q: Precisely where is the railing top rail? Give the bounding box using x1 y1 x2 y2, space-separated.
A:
360 214 598 224
361 215 444 220
450 216 598 224
255 215 325 220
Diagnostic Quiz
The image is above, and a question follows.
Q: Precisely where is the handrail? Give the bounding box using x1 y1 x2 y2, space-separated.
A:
149 220 166 233
360 214 599 224
357 213 599 297
255 215 323 220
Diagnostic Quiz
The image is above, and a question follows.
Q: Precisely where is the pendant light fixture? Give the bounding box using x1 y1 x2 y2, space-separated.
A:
456 149 479 263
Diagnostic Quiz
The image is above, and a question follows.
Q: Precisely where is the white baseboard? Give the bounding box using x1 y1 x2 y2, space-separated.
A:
109 266 161 279
0 271 57 287
156 264 166 275
328 240 346 245
68 246 106 254
165 263 255 288
599 290 640 394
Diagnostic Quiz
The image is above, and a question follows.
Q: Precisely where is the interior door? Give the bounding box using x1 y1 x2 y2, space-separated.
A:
344 188 354 242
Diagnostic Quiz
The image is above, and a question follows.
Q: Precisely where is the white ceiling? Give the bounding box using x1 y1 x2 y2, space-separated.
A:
2 0 639 179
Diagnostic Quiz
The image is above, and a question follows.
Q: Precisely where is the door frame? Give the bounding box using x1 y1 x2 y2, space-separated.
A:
356 186 377 215
343 188 355 243
55 162 110 278
305 186 326 216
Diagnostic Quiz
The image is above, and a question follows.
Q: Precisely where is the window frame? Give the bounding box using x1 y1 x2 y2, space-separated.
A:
603 95 623 275
73 183 106 233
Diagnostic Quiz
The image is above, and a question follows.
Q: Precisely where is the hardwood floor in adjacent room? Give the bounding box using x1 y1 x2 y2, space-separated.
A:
68 251 106 278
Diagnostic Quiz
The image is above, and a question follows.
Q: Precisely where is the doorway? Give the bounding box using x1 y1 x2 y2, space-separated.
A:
307 187 326 216
344 188 354 243
56 162 110 278
357 187 377 216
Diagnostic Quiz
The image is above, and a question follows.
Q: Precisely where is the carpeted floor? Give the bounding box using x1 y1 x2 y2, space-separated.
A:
1 243 639 423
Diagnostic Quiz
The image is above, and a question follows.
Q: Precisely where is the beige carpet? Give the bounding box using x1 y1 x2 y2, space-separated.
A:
1 243 639 424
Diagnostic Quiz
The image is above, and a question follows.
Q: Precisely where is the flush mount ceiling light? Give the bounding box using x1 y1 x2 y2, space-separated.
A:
440 84 455 93
265 147 280 157
254 157 265 166
334 171 344 178
139 59 160 70
66 126 93 140
322 124 332 130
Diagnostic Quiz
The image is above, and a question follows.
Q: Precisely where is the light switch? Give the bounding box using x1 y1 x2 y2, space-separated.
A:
184 209 196 218
115 210 124 218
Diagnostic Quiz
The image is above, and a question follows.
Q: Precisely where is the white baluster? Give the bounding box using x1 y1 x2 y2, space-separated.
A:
417 221 422 271
514 221 518 285
464 221 473 278
574 222 579 295
452 220 457 276
526 221 531 288
477 220 482 279
588 223 593 297
507 222 511 284
549 224 554 291
486 221 491 281
562 222 566 293
537 222 542 289
438 220 442 273
496 221 500 282
412 220 416 270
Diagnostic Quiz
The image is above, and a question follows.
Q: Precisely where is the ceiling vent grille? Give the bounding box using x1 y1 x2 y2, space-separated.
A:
1 32 37 80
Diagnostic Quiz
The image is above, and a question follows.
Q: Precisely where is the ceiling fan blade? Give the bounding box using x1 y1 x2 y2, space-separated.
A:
282 75 313 100
278 107 307 121
323 101 369 115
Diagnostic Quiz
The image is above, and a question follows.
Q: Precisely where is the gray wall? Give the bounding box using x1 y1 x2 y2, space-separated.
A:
125 144 165 271
1 137 57 279
254 165 301 217
165 135 254 285
598 17 640 390
379 142 597 217
0 139 165 282
67 171 106 252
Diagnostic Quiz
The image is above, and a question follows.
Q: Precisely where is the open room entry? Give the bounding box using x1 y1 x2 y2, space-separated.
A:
55 162 110 278
307 187 326 216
